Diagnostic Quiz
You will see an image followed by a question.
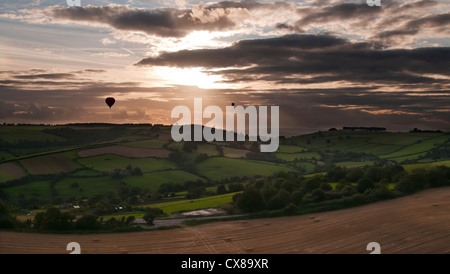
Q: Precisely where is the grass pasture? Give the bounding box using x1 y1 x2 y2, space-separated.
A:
4 180 53 201
276 151 320 161
402 160 450 172
122 170 205 192
222 147 249 158
145 192 237 214
276 145 306 153
77 145 171 158
0 151 16 161
197 144 219 156
55 176 121 199
0 126 65 143
289 132 449 157
335 161 375 168
291 161 316 173
76 154 177 173
196 157 297 180
380 135 449 160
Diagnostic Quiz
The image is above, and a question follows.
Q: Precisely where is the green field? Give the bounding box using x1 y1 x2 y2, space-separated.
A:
291 161 316 173
122 170 204 192
55 176 121 199
76 154 177 173
402 160 450 172
1 125 449 216
145 192 237 214
290 132 448 157
223 147 249 158
335 161 375 168
276 151 321 161
0 151 16 161
276 145 306 153
380 135 449 160
197 144 220 156
4 180 53 201
69 169 102 177
0 126 66 143
196 157 297 180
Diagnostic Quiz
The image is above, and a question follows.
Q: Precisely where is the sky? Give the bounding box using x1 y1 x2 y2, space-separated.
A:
0 0 449 134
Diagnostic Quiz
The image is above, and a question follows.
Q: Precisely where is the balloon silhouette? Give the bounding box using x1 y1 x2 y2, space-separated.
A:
105 97 115 109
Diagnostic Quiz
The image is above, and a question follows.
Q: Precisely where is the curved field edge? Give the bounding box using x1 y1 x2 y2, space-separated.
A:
1 187 450 254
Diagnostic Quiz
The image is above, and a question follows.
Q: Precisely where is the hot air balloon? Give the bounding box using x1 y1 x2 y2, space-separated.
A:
105 97 115 109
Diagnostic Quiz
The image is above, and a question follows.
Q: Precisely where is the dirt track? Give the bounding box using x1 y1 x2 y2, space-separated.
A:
1 187 450 254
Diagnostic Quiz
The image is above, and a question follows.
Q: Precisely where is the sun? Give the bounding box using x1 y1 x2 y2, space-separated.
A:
150 66 229 89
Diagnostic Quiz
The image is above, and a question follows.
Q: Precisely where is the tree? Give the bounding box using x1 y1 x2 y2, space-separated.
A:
118 185 131 201
34 207 74 231
356 177 374 193
186 186 205 199
216 184 228 195
327 166 347 182
267 189 291 210
75 214 100 230
311 189 326 202
364 166 383 182
143 208 163 225
346 168 364 182
228 182 244 192
126 216 135 225
0 201 17 229
133 167 143 176
236 186 265 212
395 169 427 194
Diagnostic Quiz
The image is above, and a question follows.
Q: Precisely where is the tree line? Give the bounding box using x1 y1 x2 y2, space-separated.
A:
232 165 450 215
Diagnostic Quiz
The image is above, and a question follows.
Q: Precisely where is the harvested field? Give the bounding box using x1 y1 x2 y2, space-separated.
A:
0 187 450 254
77 145 171 158
2 187 450 254
19 153 80 175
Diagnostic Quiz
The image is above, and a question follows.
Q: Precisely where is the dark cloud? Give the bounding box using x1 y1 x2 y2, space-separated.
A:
136 34 449 86
275 23 303 33
374 12 450 43
136 34 381 67
12 73 76 80
49 5 239 37
296 3 382 25
206 0 291 10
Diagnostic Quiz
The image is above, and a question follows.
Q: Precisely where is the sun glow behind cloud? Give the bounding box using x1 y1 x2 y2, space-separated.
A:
147 66 231 89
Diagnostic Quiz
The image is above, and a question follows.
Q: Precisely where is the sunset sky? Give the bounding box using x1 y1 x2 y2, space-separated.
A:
0 0 449 134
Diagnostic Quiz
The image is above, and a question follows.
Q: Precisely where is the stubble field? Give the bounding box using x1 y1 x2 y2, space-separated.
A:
1 187 450 254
